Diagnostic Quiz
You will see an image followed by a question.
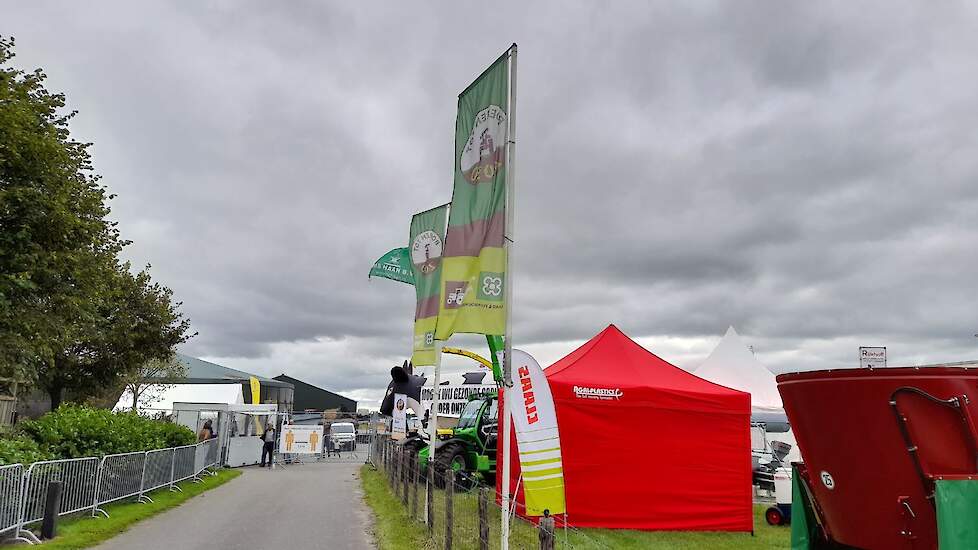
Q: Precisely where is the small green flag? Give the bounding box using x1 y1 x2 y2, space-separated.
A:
368 248 414 285
435 49 510 340
410 205 448 365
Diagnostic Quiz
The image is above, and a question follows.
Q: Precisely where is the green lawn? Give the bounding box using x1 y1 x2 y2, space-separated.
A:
21 468 241 550
360 465 789 549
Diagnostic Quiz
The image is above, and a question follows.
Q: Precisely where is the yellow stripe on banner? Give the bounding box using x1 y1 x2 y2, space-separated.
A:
521 457 562 467
524 481 566 516
519 447 560 456
523 467 563 479
525 477 565 488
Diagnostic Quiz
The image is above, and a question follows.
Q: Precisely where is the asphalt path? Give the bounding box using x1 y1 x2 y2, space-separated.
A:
93 462 374 550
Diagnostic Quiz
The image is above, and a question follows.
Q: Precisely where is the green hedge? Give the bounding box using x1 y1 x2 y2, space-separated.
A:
0 435 54 465
0 404 196 465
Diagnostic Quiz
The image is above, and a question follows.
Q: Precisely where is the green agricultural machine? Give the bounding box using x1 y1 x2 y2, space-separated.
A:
397 335 504 487
414 392 498 486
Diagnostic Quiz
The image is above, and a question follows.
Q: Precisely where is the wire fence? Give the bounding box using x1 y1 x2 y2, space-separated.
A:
1 438 221 545
370 434 611 550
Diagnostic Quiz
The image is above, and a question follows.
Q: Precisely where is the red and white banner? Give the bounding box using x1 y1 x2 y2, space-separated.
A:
510 349 565 516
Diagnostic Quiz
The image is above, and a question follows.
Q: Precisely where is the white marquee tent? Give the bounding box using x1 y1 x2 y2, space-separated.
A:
695 326 801 462
695 326 783 412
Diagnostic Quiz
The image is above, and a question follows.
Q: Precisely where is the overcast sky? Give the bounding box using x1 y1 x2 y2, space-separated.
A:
5 1 977 408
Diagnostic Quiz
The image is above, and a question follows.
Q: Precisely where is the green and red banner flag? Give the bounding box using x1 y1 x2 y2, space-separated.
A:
511 349 565 516
410 205 448 365
435 51 509 340
368 247 414 285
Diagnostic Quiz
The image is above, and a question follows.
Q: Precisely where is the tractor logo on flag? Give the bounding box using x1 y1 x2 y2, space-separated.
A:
460 105 507 184
444 281 469 309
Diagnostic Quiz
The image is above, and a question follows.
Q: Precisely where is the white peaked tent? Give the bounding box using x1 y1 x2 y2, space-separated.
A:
695 326 783 412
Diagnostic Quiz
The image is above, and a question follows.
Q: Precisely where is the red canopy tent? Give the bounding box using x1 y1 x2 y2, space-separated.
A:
500 325 752 531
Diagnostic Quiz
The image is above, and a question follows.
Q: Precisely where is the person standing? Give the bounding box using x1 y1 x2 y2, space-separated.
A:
260 423 276 468
198 420 215 442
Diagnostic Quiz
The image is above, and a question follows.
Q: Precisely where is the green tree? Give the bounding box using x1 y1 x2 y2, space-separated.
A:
0 35 122 379
36 262 194 409
0 36 193 409
118 354 189 412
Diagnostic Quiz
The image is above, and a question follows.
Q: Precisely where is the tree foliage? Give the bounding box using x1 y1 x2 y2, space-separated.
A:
119 354 190 412
0 36 193 409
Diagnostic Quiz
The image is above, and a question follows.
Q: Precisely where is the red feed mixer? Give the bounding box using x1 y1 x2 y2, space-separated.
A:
777 366 978 550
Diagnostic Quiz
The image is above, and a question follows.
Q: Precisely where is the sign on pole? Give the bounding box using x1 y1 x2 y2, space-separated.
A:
278 424 324 454
392 393 407 437
859 347 886 369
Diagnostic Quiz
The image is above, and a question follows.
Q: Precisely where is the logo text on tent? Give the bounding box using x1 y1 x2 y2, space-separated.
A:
518 365 539 425
573 386 623 400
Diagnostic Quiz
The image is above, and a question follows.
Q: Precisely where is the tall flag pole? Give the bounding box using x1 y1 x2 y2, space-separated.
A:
501 43 517 550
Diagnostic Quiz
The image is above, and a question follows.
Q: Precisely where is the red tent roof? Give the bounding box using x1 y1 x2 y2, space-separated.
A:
546 324 748 408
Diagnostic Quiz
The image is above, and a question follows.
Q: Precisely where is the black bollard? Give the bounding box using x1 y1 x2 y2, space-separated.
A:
41 480 63 539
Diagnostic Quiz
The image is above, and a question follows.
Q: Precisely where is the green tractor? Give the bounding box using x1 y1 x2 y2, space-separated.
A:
415 392 498 487
393 335 504 487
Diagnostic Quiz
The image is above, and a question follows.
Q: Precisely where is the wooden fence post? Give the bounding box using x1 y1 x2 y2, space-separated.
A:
426 461 434 534
539 515 555 550
444 468 454 550
394 447 402 497
478 486 489 550
401 449 409 506
411 454 420 520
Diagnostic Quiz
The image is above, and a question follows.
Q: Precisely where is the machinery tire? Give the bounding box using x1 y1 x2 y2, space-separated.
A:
433 443 467 488
765 506 784 526
402 439 424 466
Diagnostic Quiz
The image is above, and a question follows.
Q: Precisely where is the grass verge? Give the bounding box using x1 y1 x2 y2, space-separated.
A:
360 465 789 550
361 463 431 549
23 469 241 550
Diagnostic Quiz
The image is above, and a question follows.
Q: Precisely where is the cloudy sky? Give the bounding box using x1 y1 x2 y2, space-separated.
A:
5 2 977 408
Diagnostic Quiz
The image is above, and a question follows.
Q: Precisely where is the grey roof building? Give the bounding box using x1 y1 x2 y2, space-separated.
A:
273 374 356 412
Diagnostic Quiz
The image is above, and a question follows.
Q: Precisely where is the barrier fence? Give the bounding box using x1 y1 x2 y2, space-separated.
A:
0 464 22 539
0 438 221 545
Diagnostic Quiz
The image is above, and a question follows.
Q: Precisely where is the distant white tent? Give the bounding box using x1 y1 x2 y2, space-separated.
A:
695 326 783 412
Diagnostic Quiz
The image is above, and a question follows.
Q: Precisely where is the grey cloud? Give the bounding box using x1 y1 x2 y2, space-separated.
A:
5 1 978 406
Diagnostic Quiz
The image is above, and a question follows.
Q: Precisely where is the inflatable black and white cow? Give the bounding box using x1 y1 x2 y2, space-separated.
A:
380 360 428 429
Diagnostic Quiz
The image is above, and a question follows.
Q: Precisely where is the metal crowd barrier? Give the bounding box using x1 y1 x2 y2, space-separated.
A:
0 464 23 540
1 438 224 544
193 439 219 480
93 452 146 517
170 444 197 490
20 457 100 525
141 448 174 499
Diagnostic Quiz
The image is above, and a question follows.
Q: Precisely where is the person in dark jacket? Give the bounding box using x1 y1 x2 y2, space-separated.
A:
259 423 276 468
198 420 215 442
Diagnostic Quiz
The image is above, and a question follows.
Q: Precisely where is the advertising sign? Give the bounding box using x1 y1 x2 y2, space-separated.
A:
859 347 887 369
435 52 509 340
278 424 324 454
392 393 407 435
421 380 497 417
510 349 566 516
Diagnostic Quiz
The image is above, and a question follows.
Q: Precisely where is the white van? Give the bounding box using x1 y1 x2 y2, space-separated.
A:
330 422 357 451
